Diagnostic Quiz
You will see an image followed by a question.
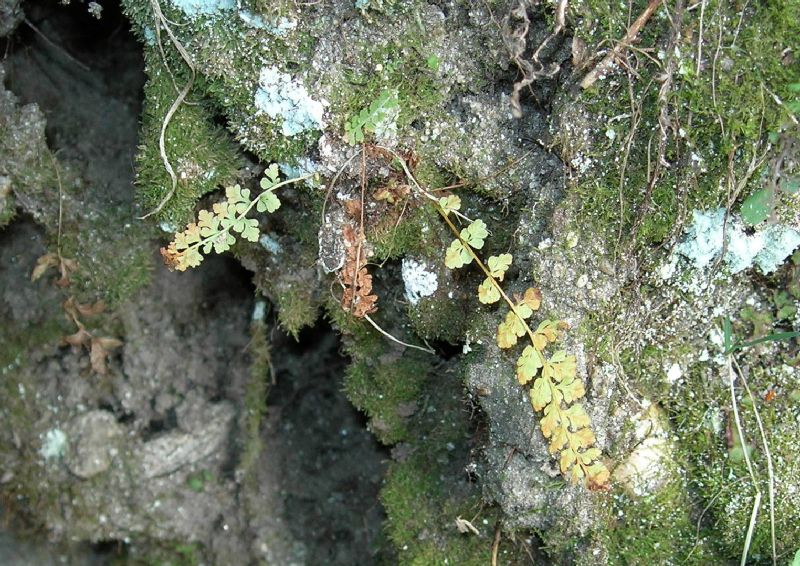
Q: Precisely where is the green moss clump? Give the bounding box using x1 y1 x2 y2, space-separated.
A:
596 477 722 564
135 54 242 228
370 204 439 261
330 24 447 142
113 541 205 566
274 286 318 339
122 0 321 164
407 290 471 344
344 355 428 444
0 183 15 228
566 0 800 251
0 69 59 228
0 328 67 533
381 461 499 566
239 314 271 484
671 357 800 561
378 360 538 565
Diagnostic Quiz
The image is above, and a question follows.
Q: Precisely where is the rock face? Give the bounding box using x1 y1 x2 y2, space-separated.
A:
2 0 800 563
0 0 21 38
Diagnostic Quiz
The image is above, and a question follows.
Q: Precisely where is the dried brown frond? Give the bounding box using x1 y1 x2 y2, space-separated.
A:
339 225 378 318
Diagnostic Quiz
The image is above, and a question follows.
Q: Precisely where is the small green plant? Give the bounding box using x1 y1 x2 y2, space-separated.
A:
740 132 798 226
186 469 213 492
343 90 399 145
161 165 310 271
437 194 610 488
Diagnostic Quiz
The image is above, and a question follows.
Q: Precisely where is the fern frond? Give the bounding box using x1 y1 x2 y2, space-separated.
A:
439 206 610 489
344 90 399 145
161 164 311 271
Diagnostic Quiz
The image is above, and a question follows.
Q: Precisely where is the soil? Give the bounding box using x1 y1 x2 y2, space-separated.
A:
0 2 388 563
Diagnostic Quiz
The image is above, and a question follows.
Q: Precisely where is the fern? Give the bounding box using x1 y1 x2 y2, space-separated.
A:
161 164 310 271
438 196 610 489
344 90 399 145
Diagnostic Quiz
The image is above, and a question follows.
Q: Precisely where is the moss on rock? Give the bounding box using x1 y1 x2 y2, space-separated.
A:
135 53 242 227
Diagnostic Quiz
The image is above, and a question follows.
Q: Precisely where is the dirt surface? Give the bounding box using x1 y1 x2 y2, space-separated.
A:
0 2 388 563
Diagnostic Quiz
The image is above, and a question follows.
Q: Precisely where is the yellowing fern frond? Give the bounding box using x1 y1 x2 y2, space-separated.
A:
439 213 610 490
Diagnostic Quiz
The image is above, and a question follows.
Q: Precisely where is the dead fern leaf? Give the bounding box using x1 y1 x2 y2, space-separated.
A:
339 225 378 318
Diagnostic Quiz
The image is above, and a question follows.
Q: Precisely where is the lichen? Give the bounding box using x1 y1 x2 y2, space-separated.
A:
254 66 325 137
169 0 234 19
675 208 800 274
39 428 67 461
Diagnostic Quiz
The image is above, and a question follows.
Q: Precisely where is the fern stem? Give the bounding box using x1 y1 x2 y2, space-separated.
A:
436 206 539 345
381 144 538 345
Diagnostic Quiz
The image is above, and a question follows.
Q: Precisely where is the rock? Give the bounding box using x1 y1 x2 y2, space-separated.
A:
613 404 674 496
0 0 22 38
65 411 123 479
139 400 234 478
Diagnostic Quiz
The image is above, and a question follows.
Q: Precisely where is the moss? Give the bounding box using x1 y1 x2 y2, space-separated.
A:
135 53 242 228
565 0 800 252
0 190 15 228
329 20 447 142
370 204 439 261
669 356 800 561
378 385 491 564
239 316 271 485
407 292 472 344
344 355 429 444
378 358 538 564
0 343 66 532
328 288 521 562
597 476 722 565
122 0 319 166
0 316 66 371
274 286 318 339
117 540 206 566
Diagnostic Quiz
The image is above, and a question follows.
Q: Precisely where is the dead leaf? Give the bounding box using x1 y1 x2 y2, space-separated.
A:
63 327 91 348
89 338 109 375
342 198 362 218
455 516 480 536
339 225 378 318
76 300 106 317
56 257 78 287
31 253 59 282
373 181 410 204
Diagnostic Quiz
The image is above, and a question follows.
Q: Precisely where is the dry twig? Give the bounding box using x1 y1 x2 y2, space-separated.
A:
140 0 197 219
580 0 663 89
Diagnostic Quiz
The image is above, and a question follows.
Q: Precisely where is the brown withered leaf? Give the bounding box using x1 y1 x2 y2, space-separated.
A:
342 198 363 218
339 225 378 318
56 258 78 287
373 181 410 205
31 253 78 287
31 253 59 282
64 297 106 319
63 326 92 348
160 243 182 271
89 336 123 376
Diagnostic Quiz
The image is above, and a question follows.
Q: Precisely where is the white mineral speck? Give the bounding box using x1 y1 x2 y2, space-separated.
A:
401 258 438 305
666 363 682 384
40 429 67 461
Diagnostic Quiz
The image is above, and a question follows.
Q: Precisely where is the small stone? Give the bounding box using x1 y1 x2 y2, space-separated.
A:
65 410 123 479
666 363 682 384
565 231 579 248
